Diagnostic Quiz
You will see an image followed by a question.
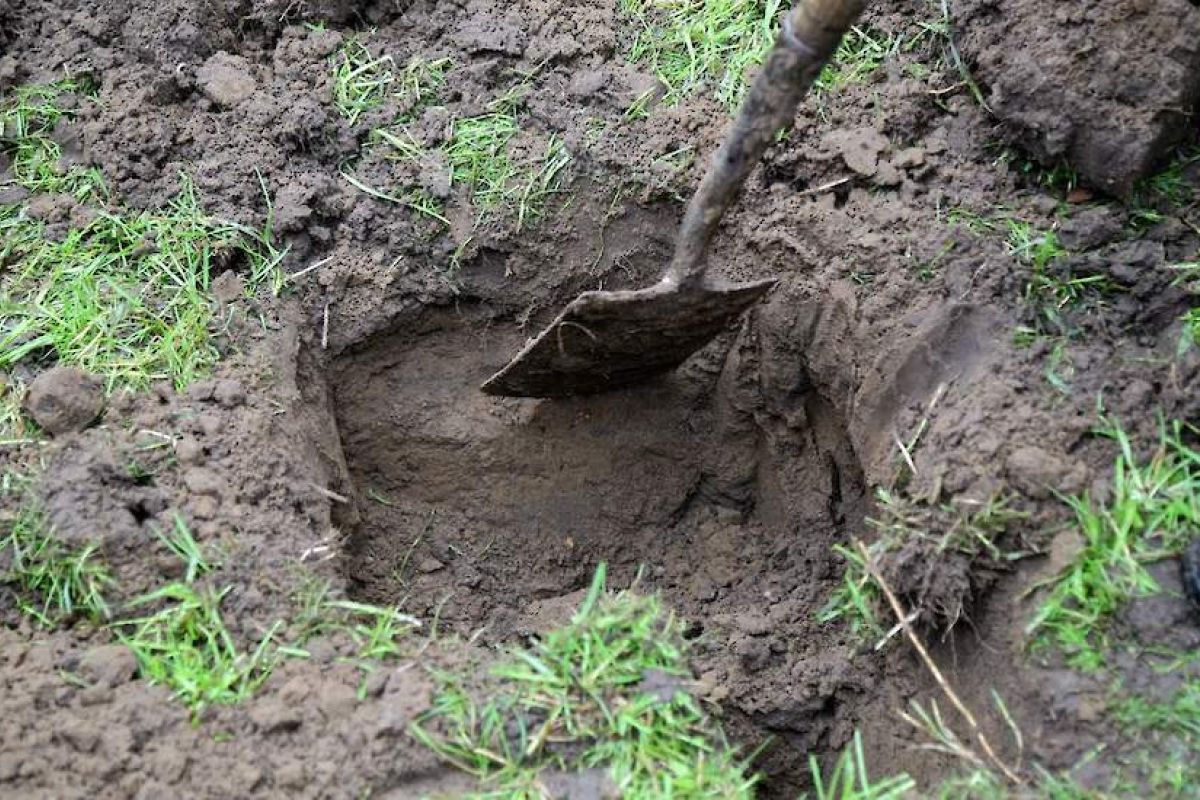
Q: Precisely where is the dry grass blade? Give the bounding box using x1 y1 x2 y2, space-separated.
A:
853 539 1025 787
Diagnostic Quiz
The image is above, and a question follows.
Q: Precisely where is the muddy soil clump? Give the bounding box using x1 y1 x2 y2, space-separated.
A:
954 0 1200 195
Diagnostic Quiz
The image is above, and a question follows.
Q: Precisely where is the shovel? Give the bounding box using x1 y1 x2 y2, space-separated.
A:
482 0 869 397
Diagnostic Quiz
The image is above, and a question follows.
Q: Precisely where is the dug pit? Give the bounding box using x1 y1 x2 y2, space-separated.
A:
329 302 890 793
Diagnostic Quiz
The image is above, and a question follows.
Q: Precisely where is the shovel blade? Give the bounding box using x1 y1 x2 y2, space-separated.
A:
481 278 776 397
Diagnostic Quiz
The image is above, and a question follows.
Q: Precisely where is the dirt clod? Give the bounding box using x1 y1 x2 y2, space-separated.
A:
956 0 1200 194
196 51 258 108
213 379 246 408
77 645 139 688
829 126 891 177
23 366 104 436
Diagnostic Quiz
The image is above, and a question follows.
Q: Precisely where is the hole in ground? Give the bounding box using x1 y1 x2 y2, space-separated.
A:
330 304 876 795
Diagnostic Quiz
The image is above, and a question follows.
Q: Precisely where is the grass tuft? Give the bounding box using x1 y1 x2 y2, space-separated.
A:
287 576 421 696
622 0 783 110
1128 145 1199 228
1 471 113 627
0 174 282 390
444 99 521 215
813 26 899 96
396 55 452 123
947 208 1108 337
412 564 758 798
114 582 281 716
1169 261 1200 353
806 731 915 799
1027 418 1200 670
332 36 396 124
155 513 215 583
821 490 1024 635
0 79 107 201
2 82 284 395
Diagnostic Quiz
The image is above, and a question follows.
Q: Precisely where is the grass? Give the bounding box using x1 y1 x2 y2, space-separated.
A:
442 89 570 226
1110 658 1200 797
0 473 113 627
1 82 284 398
621 0 784 110
805 732 915 799
444 102 520 213
154 513 215 583
818 542 885 638
411 564 759 798
0 375 37 442
820 489 1024 636
332 36 396 124
0 175 283 390
1169 261 1200 352
1128 144 1199 228
332 41 567 230
619 1 960 113
1026 418 1200 671
991 146 1080 195
813 26 899 96
114 582 281 716
947 209 1108 337
0 78 107 201
287 576 421 696
515 135 571 230
1007 220 1108 334
396 55 452 122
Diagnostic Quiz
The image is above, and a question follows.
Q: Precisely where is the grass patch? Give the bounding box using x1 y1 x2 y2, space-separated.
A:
1110 659 1200 797
0 175 283 389
1128 145 1199 228
0 78 107 201
2 81 284 396
154 513 216 583
813 26 899 96
1169 261 1200 353
807 731 915 799
332 44 568 229
0 375 37 442
442 88 569 226
332 36 396 124
1027 418 1200 671
287 576 421 696
1007 220 1107 333
114 582 281 716
412 564 758 798
621 0 783 110
444 101 521 214
396 55 452 122
619 2 924 112
0 473 113 627
991 146 1080 195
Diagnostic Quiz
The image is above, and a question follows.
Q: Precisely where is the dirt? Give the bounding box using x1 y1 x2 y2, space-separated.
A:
2 0 1199 797
23 366 105 435
955 0 1200 196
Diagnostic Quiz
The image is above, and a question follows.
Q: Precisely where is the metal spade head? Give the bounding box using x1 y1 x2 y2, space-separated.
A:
480 0 866 399
480 277 776 397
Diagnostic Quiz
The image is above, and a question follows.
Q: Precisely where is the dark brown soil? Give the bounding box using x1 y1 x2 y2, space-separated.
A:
2 0 1199 797
955 0 1200 196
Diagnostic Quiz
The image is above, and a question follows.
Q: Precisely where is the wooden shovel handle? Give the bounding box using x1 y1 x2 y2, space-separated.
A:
664 0 869 287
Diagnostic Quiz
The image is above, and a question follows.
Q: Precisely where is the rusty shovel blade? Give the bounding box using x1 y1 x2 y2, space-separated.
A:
480 277 776 398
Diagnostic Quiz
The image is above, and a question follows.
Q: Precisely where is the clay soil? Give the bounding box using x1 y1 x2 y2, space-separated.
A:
2 0 1200 797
